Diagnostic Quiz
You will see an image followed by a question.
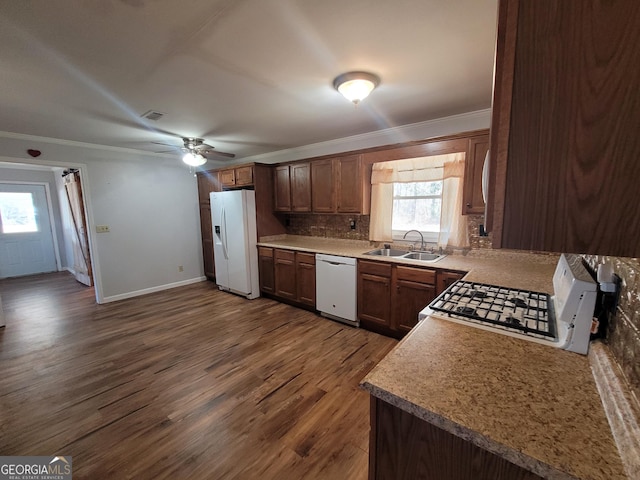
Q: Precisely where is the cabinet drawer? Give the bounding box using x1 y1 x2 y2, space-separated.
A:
396 266 436 284
359 260 392 277
258 246 273 258
275 249 295 263
297 252 315 265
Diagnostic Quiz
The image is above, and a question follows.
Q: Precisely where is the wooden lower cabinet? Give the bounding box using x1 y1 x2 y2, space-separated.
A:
393 267 436 335
199 204 215 280
358 260 436 338
296 252 316 306
258 247 275 294
274 249 297 300
436 270 465 295
369 397 541 480
358 261 392 332
262 248 316 308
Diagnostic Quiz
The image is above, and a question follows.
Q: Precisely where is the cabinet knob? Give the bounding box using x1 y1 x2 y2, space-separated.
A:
466 202 471 207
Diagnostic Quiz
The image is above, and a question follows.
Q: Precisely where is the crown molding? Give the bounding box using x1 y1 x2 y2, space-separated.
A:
236 108 492 165
0 131 176 158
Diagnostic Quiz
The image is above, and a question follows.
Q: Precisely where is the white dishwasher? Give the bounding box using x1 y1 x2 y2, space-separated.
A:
315 254 358 327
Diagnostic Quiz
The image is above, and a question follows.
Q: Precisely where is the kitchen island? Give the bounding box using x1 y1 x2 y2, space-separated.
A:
258 235 633 479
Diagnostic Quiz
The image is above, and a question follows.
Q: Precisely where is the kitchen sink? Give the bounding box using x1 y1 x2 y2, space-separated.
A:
364 248 409 257
364 249 446 263
403 252 445 262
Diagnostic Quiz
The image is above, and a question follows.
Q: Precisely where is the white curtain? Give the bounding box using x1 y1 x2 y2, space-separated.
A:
369 153 469 248
438 157 469 248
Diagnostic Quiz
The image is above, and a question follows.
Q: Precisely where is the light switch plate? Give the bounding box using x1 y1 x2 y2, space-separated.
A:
96 225 110 233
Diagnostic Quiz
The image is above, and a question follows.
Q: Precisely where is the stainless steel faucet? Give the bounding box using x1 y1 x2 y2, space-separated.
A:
402 230 424 251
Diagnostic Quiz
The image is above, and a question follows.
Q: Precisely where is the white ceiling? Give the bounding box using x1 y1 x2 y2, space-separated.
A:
0 0 498 163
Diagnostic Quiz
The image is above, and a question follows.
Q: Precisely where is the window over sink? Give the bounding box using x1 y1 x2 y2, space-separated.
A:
370 152 468 248
392 181 442 243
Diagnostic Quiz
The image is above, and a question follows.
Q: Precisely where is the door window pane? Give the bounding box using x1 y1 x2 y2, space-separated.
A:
0 192 38 233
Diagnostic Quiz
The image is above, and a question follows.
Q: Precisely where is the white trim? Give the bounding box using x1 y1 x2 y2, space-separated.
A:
0 131 176 159
100 276 208 304
235 109 492 165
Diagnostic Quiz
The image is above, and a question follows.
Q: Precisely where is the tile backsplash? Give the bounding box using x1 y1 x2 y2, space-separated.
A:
467 214 493 249
284 214 370 240
583 255 640 402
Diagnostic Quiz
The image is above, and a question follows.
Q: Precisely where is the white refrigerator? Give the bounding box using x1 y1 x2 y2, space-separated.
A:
210 190 260 299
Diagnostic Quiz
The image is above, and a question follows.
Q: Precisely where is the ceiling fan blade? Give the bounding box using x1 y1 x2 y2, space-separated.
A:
200 148 236 159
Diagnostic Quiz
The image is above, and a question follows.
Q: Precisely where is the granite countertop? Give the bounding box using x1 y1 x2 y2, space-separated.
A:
258 235 630 479
257 235 559 292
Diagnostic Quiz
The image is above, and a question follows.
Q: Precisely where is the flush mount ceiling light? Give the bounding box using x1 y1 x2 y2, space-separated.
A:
333 71 380 104
182 151 207 167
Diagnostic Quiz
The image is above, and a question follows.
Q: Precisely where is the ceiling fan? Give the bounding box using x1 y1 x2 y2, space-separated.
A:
180 137 235 166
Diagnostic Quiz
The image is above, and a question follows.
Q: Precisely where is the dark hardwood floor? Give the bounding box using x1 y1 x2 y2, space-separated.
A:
0 272 397 479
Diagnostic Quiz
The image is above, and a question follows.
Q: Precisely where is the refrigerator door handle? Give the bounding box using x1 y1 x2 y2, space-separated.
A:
221 207 229 259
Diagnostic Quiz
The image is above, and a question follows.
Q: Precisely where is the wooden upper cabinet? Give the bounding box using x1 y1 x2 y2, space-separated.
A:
290 162 311 212
235 165 253 186
311 159 336 213
489 0 640 256
462 134 489 215
274 165 292 212
336 154 363 213
219 169 236 188
219 165 254 189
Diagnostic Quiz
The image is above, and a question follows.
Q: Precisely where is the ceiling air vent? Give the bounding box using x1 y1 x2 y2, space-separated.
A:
140 110 165 121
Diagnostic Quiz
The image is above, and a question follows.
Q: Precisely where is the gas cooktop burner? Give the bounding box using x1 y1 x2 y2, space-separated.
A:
456 306 477 315
463 290 488 299
505 316 521 326
427 280 556 340
507 297 528 308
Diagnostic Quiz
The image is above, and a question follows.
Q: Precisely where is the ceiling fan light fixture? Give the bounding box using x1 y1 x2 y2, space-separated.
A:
182 152 206 167
333 71 380 104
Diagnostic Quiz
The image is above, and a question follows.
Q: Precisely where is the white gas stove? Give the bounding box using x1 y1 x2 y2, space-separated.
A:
422 254 598 354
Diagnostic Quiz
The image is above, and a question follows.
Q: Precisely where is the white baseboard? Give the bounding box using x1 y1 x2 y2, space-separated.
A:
100 276 208 304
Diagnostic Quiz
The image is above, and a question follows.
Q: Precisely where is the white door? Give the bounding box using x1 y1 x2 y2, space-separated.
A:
0 183 58 278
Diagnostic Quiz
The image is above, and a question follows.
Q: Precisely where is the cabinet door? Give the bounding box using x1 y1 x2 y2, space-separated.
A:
274 249 296 300
235 166 254 186
296 252 316 306
489 0 640 256
311 159 336 213
199 205 215 279
393 279 436 336
258 247 275 294
462 135 489 215
219 169 236 188
358 261 392 330
290 162 311 212
336 155 362 213
274 165 291 212
437 271 464 295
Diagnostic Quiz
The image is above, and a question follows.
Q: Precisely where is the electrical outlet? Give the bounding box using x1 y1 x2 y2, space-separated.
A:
95 225 110 233
178 265 184 272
